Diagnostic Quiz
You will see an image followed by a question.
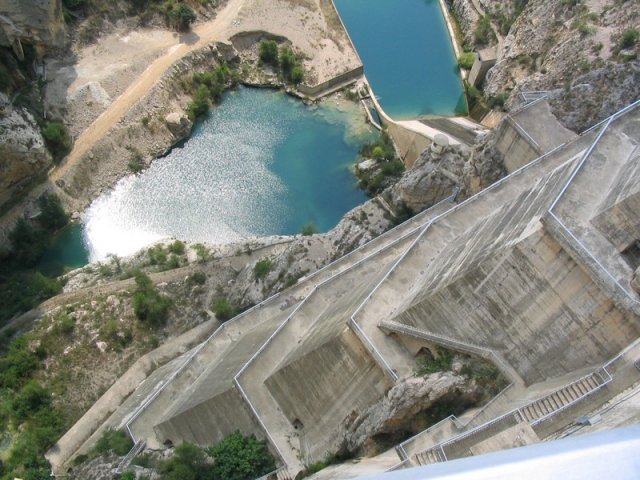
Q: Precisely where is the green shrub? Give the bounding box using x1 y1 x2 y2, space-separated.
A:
93 429 133 456
415 348 454 375
9 218 47 267
458 51 476 70
619 29 639 49
279 46 296 75
259 40 279 66
10 381 52 422
147 245 167 266
132 271 172 326
42 121 72 162
206 432 276 480
167 3 196 31
187 84 211 120
289 65 304 84
121 471 136 480
193 243 209 262
300 223 318 236
187 271 207 285
36 193 69 232
169 240 186 255
254 258 272 279
474 15 495 46
212 297 236 322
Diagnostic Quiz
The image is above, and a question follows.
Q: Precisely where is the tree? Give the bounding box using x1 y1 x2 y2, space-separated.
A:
9 218 46 267
132 270 172 326
300 223 318 236
42 121 72 162
258 40 279 66
289 66 304 85
279 47 296 76
172 3 197 31
36 193 69 232
206 432 275 480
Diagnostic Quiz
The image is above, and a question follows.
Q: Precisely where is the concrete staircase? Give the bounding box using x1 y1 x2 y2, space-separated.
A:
407 368 612 467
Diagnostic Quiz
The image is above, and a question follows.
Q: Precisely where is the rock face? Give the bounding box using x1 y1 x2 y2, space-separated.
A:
389 133 505 213
337 373 481 456
0 0 65 54
0 92 52 211
164 112 193 139
454 0 639 132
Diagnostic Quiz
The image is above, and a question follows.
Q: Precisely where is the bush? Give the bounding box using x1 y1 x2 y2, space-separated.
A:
187 84 211 120
42 121 72 162
279 47 296 76
415 348 454 375
300 223 318 236
212 297 236 321
206 432 276 480
458 51 476 70
254 258 272 279
8 218 47 267
259 40 279 66
168 3 197 31
289 65 304 85
474 15 495 46
121 471 136 480
187 271 207 286
36 193 69 232
93 429 133 456
10 381 52 423
193 243 209 262
132 271 172 326
619 29 639 49
169 240 186 255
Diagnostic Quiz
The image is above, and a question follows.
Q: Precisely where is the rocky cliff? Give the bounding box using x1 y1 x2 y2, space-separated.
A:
0 92 52 213
0 0 65 56
453 0 640 131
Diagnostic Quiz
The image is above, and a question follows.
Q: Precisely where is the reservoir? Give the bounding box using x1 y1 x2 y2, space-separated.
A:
333 0 467 119
81 87 374 262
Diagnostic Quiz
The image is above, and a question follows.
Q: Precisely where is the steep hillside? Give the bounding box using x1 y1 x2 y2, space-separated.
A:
453 0 639 131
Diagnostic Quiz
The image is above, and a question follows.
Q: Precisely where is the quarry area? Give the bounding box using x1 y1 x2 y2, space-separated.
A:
0 0 639 480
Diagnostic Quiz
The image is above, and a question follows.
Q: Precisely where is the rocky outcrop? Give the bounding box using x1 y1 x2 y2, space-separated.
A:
164 112 193 139
0 0 65 56
454 0 639 132
0 92 52 211
337 372 482 456
389 132 505 213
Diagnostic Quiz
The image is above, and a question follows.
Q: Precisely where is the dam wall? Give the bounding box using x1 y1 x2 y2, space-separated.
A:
51 100 640 478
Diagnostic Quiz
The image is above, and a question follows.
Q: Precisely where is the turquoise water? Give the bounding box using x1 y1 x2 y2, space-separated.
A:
79 87 374 261
37 223 89 276
334 0 467 119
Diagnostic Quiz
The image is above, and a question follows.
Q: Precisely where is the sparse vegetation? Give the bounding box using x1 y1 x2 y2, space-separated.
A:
254 258 273 279
212 296 237 322
300 223 319 236
132 270 172 326
93 428 134 456
356 131 404 196
259 39 279 66
415 347 454 375
474 16 496 46
42 121 72 163
458 51 476 70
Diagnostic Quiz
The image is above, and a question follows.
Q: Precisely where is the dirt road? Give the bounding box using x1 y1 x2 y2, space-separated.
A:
51 0 245 182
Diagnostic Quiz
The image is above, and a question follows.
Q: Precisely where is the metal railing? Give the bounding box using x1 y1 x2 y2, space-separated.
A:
412 365 613 464
115 440 145 474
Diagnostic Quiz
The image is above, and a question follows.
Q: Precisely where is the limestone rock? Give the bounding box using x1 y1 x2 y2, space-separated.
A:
164 112 192 139
0 92 52 210
337 373 481 456
0 0 65 52
389 146 468 213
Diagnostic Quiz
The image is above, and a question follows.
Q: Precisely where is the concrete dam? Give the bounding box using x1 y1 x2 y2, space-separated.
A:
50 98 640 478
